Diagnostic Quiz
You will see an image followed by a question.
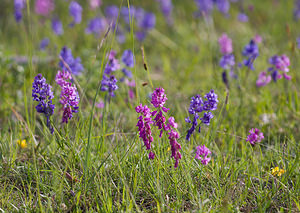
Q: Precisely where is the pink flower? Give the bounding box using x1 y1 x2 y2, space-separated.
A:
195 145 211 165
89 0 101 10
246 128 264 146
254 34 262 44
218 33 233 54
256 71 271 87
35 0 54 16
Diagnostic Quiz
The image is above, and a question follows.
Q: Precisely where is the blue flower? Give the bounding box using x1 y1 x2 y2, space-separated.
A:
52 18 64 35
59 46 84 75
40 38 50 50
69 1 82 24
85 17 106 36
122 50 134 68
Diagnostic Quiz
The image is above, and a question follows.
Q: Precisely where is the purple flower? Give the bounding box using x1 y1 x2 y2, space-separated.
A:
69 1 82 24
246 128 264 146
186 90 218 140
122 50 134 68
122 68 133 79
188 95 204 114
151 87 168 109
203 90 219 111
104 51 120 75
35 0 54 16
297 37 300 49
218 33 233 54
237 13 248 22
168 129 182 168
215 0 230 15
194 0 214 16
59 46 84 75
256 71 271 87
85 17 106 36
140 13 156 30
157 0 173 24
200 112 214 125
242 40 259 70
186 114 199 140
105 5 119 21
136 31 147 42
32 74 55 133
56 70 80 124
52 18 64 35
40 38 50 50
149 151 155 159
121 6 136 24
294 0 300 20
100 75 118 97
136 104 154 151
220 54 235 70
14 0 26 22
136 88 181 168
195 145 211 165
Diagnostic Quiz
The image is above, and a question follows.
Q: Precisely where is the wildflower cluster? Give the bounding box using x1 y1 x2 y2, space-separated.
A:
195 145 211 165
32 74 55 134
55 70 80 123
256 54 291 87
246 128 264 146
185 90 218 141
136 88 181 168
59 46 84 75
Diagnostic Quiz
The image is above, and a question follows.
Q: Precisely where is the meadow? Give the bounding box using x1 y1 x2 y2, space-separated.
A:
0 0 299 212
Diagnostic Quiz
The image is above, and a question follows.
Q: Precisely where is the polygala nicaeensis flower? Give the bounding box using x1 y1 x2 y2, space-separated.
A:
136 88 181 168
195 144 211 165
246 128 264 146
32 74 55 133
185 90 218 140
55 70 80 123
59 46 84 75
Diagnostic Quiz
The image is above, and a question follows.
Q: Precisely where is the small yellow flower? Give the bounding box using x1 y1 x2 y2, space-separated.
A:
271 167 285 177
17 139 27 149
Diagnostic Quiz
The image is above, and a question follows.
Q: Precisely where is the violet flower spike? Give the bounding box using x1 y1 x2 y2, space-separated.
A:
32 74 55 134
246 128 264 146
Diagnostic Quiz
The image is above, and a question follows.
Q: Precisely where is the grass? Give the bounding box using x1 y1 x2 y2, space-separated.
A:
0 0 299 212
